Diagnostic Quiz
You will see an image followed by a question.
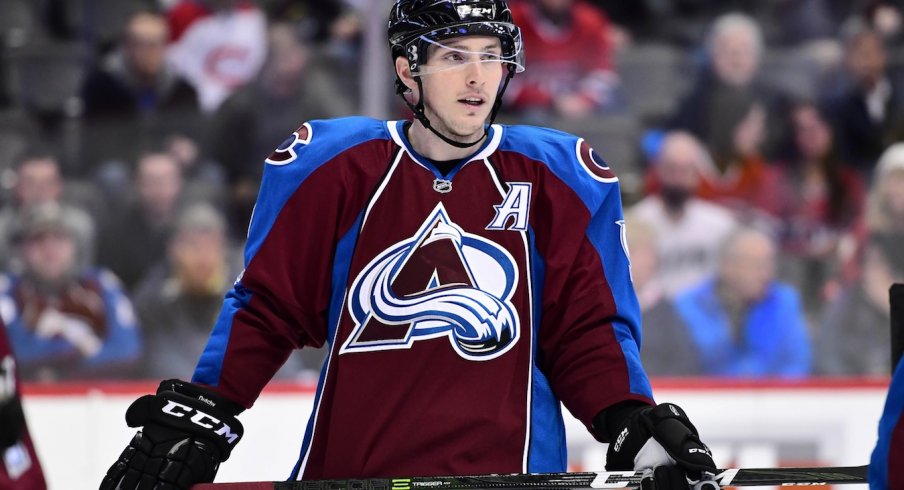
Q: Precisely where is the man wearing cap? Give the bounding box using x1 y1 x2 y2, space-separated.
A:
0 202 142 381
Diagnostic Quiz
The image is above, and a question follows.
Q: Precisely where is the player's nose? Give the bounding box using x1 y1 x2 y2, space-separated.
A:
465 61 486 86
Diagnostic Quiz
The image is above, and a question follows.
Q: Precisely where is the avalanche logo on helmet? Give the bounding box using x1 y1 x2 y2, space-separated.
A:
341 203 520 361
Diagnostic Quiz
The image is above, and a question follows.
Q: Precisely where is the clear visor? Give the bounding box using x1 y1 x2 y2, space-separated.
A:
409 23 526 77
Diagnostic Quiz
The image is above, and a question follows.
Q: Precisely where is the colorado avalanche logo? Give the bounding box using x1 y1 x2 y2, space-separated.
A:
265 122 312 165
576 139 617 183
340 203 520 361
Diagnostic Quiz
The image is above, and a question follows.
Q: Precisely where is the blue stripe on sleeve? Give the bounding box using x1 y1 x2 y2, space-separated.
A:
193 282 252 385
587 186 651 398
327 212 364 344
526 228 568 472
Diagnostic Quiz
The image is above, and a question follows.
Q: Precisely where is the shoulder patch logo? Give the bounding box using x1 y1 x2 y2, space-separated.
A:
266 122 312 166
576 139 618 183
341 203 520 361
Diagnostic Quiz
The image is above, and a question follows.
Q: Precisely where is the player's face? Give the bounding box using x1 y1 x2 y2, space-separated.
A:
418 36 505 143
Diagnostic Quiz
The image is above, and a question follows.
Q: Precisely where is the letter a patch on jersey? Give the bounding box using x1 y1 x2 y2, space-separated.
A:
487 182 532 231
341 203 520 361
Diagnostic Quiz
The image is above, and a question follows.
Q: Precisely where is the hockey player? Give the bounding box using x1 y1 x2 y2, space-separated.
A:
101 1 717 489
0 316 47 489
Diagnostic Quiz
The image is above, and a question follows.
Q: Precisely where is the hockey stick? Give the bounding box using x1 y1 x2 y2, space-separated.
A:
275 465 868 489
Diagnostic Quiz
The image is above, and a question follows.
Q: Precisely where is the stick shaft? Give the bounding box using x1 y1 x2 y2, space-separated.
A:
275 465 867 489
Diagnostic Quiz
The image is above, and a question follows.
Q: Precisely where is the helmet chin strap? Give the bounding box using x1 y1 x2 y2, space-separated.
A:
397 67 515 150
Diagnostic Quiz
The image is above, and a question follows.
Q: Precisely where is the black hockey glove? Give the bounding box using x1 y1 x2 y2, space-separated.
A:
99 379 245 490
605 403 717 489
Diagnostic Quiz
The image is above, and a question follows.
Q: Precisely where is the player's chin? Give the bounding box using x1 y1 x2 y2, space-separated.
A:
456 114 490 134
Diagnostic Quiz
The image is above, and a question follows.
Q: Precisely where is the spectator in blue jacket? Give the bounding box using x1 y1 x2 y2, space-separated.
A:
673 227 812 377
0 202 141 381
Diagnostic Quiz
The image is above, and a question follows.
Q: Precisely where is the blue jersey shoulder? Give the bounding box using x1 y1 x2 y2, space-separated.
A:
248 117 389 267
498 124 619 212
265 116 390 168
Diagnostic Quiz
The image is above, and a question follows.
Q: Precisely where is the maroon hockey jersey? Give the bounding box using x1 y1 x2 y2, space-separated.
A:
192 117 654 480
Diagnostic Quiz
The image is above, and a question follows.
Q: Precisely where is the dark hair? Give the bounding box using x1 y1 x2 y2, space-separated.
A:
788 99 854 225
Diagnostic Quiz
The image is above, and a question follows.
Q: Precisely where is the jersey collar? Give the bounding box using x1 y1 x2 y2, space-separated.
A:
387 120 504 180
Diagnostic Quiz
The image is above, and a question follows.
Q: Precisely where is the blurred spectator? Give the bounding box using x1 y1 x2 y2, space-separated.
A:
320 8 364 101
837 143 904 287
133 203 322 379
695 100 791 223
626 219 700 376
261 0 347 43
673 227 812 377
97 151 186 291
0 315 47 489
769 0 847 46
630 131 738 298
507 0 619 120
815 232 904 375
80 10 202 173
209 21 354 236
166 0 268 112
822 23 904 173
865 143 904 235
860 0 904 44
586 0 655 44
161 133 228 208
652 98 791 225
669 13 791 162
0 152 96 270
0 202 141 381
778 100 865 311
623 0 778 47
132 203 241 378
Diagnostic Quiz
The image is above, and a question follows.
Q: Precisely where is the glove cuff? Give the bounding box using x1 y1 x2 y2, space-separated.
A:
158 379 245 416
125 380 245 461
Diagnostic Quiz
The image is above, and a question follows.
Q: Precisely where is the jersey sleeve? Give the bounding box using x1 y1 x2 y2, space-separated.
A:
533 137 654 431
191 119 379 407
871 356 904 490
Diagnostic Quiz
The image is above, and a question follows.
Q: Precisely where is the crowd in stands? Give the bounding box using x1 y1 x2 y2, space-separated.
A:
0 0 903 382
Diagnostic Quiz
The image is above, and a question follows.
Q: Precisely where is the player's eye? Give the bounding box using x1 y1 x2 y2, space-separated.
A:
443 53 465 63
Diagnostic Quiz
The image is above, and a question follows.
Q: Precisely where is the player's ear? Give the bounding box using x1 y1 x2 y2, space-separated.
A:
395 56 417 93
